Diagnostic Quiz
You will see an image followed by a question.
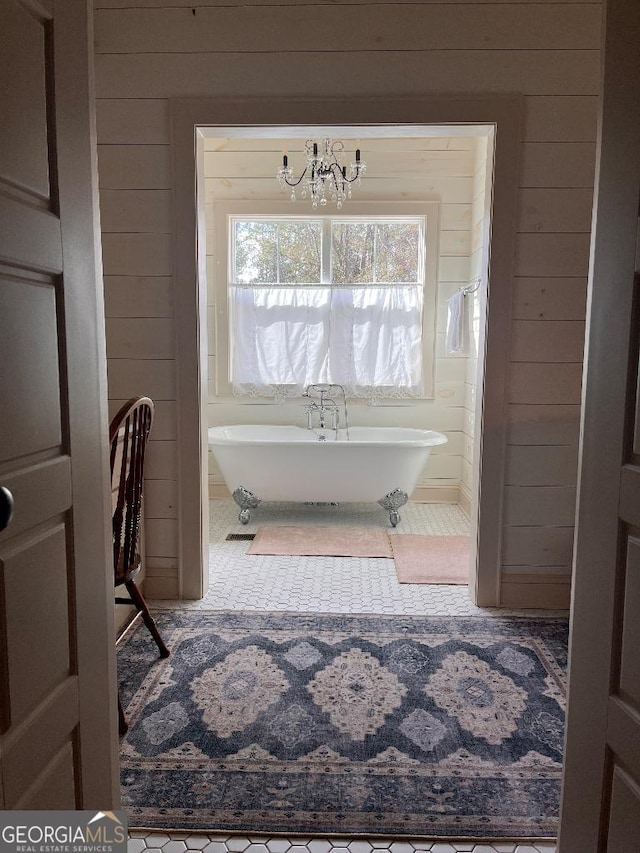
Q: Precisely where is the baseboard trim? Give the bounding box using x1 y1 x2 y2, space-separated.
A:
412 484 459 504
500 575 571 610
458 483 473 519
209 481 230 499
144 571 179 599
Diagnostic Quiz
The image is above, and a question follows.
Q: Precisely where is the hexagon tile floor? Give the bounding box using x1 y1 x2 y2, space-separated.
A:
204 499 476 615
139 500 563 851
128 832 557 853
148 500 563 618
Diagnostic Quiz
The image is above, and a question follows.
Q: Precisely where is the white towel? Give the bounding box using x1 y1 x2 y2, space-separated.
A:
446 290 468 354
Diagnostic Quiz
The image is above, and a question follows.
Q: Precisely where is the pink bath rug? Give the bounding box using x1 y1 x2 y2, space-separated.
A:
247 526 393 558
391 535 470 584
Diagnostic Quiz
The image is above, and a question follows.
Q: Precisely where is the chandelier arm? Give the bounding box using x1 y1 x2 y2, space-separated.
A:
328 165 345 195
326 162 360 185
329 140 344 159
341 170 361 184
282 166 309 188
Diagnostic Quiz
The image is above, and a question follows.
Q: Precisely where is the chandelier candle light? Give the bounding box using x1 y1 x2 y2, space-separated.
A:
277 139 366 209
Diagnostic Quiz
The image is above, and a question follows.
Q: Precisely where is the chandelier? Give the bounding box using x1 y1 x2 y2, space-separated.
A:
276 139 366 209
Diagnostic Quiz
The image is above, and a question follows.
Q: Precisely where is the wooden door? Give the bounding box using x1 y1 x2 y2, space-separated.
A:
558 0 640 849
0 0 119 807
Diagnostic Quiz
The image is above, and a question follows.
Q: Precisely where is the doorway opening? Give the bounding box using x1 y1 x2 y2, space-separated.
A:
170 99 521 609
196 123 495 615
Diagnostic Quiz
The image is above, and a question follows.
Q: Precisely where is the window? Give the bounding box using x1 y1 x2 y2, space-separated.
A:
211 202 438 401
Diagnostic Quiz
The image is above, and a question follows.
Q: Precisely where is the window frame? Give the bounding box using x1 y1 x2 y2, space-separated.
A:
211 200 440 400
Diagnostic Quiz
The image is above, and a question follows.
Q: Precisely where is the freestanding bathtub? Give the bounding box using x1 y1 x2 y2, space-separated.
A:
208 424 447 526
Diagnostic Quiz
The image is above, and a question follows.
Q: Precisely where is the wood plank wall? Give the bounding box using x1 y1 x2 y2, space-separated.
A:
203 135 478 502
95 0 601 606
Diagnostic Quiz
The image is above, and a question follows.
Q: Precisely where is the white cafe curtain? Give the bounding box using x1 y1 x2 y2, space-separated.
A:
230 284 423 401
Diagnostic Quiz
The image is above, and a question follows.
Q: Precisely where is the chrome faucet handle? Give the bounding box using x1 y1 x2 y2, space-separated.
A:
304 403 315 430
304 401 319 429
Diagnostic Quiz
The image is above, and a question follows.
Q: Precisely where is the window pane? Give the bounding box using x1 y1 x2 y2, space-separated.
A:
332 221 421 284
376 223 420 283
331 222 375 284
234 221 277 284
278 221 322 283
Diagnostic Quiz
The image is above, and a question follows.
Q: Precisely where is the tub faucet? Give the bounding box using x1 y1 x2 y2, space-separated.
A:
303 385 340 434
321 400 339 431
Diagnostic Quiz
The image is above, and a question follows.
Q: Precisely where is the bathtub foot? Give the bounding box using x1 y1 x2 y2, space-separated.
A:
378 489 409 528
232 486 261 525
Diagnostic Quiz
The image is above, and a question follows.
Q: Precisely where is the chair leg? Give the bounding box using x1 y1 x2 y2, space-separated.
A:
125 580 170 658
118 692 129 736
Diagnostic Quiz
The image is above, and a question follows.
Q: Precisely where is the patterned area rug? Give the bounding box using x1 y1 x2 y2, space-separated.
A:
118 611 568 837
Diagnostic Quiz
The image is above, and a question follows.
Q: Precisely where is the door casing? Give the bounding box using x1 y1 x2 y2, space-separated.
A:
170 96 522 607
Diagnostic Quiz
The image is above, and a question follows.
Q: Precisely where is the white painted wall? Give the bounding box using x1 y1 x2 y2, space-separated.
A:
203 135 482 502
95 0 599 604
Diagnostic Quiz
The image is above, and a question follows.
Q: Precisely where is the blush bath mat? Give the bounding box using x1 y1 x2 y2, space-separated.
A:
119 609 568 837
392 535 470 584
247 525 393 558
